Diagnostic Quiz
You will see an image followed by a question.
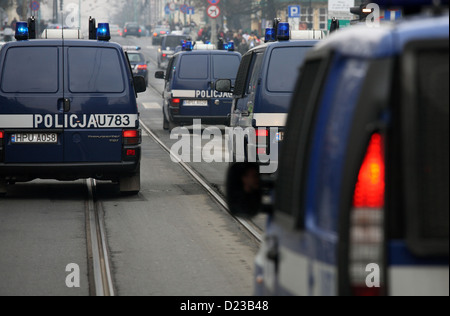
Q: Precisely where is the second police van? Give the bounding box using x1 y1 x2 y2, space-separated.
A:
216 22 321 173
0 19 147 196
227 1 449 296
155 42 241 131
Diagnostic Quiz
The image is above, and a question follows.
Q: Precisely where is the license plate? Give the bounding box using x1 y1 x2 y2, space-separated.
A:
11 133 58 144
183 100 208 106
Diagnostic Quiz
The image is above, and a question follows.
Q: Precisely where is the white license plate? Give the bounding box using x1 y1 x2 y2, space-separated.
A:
183 100 208 106
11 133 58 144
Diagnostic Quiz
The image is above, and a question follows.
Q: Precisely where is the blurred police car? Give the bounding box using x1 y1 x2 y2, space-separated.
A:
227 1 449 296
216 22 319 172
124 47 149 86
0 20 147 196
155 42 241 131
157 34 188 69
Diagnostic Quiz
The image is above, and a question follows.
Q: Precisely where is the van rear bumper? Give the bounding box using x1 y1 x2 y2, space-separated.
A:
171 115 229 126
0 161 139 182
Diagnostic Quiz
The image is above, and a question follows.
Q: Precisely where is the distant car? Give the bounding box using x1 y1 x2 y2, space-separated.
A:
110 24 122 37
123 22 142 38
126 50 149 86
152 26 170 45
157 35 188 68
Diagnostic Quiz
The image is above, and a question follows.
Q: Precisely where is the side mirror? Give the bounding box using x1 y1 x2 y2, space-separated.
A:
133 76 147 93
155 71 165 80
215 79 232 93
226 163 262 218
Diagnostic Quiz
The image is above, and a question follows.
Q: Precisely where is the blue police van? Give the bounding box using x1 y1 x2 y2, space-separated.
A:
227 3 449 296
0 20 147 196
216 24 319 172
155 43 241 131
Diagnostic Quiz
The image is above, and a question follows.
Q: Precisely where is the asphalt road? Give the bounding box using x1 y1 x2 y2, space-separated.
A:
0 34 259 295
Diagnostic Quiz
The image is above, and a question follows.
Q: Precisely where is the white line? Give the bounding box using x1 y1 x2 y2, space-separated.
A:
142 102 162 109
139 120 262 243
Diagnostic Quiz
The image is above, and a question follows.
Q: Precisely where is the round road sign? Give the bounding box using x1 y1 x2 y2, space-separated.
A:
31 1 40 11
169 2 176 11
208 0 221 5
207 5 220 19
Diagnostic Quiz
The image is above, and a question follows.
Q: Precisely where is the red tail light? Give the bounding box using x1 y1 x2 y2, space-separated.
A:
123 130 139 138
139 29 142 33
160 31 165 34
350 133 385 296
137 64 148 70
353 133 385 208
162 53 167 58
256 129 269 137
153 32 158 37
124 29 127 33
0 131 4 139
170 98 181 106
126 149 136 157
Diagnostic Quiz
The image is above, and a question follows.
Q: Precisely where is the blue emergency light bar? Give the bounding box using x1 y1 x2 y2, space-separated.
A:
183 41 194 51
226 42 235 51
277 23 290 41
96 23 111 41
15 22 29 41
265 28 276 43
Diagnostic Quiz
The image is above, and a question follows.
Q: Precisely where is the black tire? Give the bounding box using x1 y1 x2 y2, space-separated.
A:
163 112 170 131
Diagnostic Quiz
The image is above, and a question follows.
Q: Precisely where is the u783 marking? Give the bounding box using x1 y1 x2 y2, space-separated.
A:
33 114 138 129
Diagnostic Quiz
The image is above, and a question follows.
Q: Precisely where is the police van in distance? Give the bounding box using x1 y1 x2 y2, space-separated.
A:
155 41 241 131
0 18 147 196
227 1 449 296
216 22 320 172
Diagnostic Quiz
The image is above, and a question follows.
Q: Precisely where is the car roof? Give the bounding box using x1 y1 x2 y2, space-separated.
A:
315 14 449 58
245 39 320 54
174 50 242 58
1 39 124 50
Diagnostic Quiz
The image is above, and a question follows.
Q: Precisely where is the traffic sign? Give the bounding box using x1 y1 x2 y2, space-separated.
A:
31 1 40 11
288 5 301 18
207 5 220 19
164 5 171 15
180 4 188 14
169 2 176 11
187 7 195 15
208 0 220 5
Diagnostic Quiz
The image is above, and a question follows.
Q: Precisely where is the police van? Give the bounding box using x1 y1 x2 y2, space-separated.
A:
154 42 241 131
216 23 319 171
227 3 449 296
0 19 147 196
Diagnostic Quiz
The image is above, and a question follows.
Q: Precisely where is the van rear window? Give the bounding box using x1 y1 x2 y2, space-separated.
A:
213 55 241 79
266 47 311 93
1 47 59 93
178 55 208 79
68 47 125 93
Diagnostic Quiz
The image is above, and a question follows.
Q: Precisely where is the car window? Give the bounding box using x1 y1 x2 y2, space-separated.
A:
164 36 186 49
246 52 264 95
1 47 59 93
178 55 208 80
266 47 311 93
128 53 144 63
213 55 241 79
68 47 125 93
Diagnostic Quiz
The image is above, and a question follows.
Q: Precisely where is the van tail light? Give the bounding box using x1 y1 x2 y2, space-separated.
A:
139 29 142 33
256 128 269 158
169 98 181 107
123 129 141 146
124 29 128 33
137 64 148 71
153 32 158 37
0 130 4 162
350 133 385 296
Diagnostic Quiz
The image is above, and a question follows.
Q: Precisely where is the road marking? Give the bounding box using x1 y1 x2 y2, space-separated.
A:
142 102 161 109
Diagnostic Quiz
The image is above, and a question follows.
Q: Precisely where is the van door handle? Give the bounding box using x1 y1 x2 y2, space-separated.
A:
63 99 71 112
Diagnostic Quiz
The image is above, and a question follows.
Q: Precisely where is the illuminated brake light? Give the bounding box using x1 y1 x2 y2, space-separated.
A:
256 129 269 137
123 130 139 138
353 133 385 208
171 98 181 104
137 64 148 70
0 131 4 139
124 29 128 33
153 32 157 37
139 29 142 33
350 133 385 296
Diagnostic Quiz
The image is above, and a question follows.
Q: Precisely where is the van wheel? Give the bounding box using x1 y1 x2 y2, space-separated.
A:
119 169 141 195
163 113 170 130
0 179 7 197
